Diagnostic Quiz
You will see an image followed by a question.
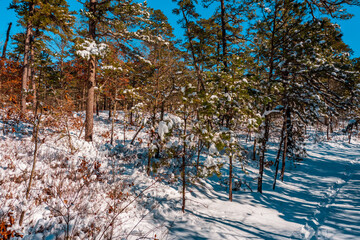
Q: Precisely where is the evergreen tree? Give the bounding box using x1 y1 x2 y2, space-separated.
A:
251 0 358 192
9 0 74 114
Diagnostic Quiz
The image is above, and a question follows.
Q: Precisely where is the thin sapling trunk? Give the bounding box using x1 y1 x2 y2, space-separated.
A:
19 105 42 226
273 117 286 190
229 153 233 202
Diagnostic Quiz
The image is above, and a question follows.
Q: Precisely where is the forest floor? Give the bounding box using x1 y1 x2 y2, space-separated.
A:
0 111 359 239
163 136 360 240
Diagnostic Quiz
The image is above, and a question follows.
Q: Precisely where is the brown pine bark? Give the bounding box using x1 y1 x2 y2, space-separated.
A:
29 41 36 110
85 0 97 142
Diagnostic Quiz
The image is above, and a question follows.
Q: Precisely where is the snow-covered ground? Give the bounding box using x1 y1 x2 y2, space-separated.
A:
142 136 360 240
1 111 359 239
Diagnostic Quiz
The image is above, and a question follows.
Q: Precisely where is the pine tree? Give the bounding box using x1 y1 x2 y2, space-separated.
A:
77 0 159 141
251 0 358 191
9 0 74 114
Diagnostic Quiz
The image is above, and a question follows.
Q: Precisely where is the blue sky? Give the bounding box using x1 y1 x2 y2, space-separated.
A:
1 0 360 57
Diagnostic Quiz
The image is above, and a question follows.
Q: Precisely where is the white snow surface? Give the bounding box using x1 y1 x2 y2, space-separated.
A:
0 111 359 239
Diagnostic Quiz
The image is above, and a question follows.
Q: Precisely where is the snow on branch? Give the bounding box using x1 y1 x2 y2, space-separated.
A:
76 40 108 60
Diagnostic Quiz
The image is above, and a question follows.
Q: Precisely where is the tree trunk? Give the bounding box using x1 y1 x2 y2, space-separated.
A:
220 0 227 71
147 143 152 175
29 41 36 110
85 0 97 142
109 100 112 119
196 139 202 176
257 2 279 192
85 57 95 141
182 115 187 213
252 138 257 161
19 105 41 226
229 154 233 201
280 107 291 181
180 8 205 92
131 123 144 145
280 134 288 182
110 92 117 145
1 22 12 59
326 116 330 140
330 116 333 133
160 101 165 121
273 117 286 190
257 116 269 193
21 4 34 114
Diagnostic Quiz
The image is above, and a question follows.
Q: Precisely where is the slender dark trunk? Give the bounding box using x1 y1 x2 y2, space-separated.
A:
280 134 288 182
326 116 330 140
330 116 333 133
280 107 291 181
129 111 133 125
327 123 330 140
96 92 99 116
147 149 152 175
110 91 117 145
273 116 286 190
257 2 279 193
181 8 205 92
19 104 41 226
182 115 187 213
258 116 270 193
131 121 144 145
196 140 202 176
2 22 12 59
220 0 227 71
252 138 257 161
220 0 231 127
109 101 112 120
160 101 165 121
229 154 233 201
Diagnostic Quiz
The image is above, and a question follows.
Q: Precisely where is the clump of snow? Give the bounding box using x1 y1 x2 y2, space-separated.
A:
158 121 169 141
264 7 271 13
76 40 108 60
